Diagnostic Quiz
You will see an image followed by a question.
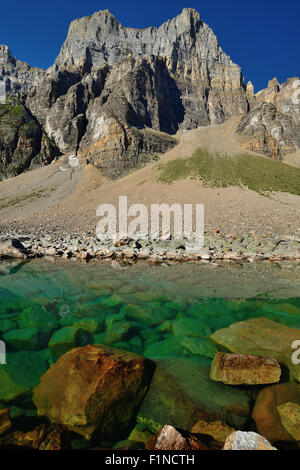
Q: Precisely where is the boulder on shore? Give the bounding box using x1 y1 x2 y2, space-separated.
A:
210 352 281 385
0 238 28 259
33 344 155 440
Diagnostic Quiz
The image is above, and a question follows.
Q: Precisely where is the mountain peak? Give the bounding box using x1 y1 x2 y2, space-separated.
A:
0 45 12 61
53 7 234 73
181 7 201 17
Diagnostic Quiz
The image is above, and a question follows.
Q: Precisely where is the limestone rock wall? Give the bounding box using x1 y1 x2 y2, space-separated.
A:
237 77 300 159
20 8 249 175
3 8 298 176
0 45 44 96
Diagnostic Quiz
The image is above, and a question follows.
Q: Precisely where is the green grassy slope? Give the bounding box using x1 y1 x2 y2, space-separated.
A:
157 148 300 196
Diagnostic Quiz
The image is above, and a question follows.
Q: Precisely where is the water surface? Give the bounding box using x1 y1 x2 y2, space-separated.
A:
0 258 300 409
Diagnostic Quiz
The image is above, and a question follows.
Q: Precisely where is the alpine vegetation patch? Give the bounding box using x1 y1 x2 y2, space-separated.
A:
96 196 204 246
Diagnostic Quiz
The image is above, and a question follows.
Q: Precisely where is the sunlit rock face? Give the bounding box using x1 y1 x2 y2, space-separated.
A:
20 8 249 174
51 8 248 127
1 9 300 176
0 45 44 96
237 77 300 159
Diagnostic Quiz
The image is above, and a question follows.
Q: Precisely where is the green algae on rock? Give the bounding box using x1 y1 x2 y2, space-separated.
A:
0 351 48 403
0 319 17 333
48 326 92 356
172 318 212 338
121 302 172 326
3 327 49 351
0 408 11 437
19 304 58 331
144 337 187 358
181 337 219 359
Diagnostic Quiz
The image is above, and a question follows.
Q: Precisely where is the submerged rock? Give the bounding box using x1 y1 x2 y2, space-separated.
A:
145 425 211 450
191 420 235 443
180 337 219 358
210 352 281 385
33 344 155 440
105 320 131 345
0 424 66 450
0 319 17 333
172 318 212 338
137 358 251 432
144 337 186 358
7 405 37 420
211 318 300 382
223 431 277 450
0 409 11 436
3 327 49 351
252 383 300 442
48 326 92 356
19 304 58 331
277 402 300 441
73 318 99 334
128 425 153 445
121 303 172 326
0 351 48 403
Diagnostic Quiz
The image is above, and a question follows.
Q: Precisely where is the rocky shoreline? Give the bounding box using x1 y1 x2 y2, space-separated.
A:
0 231 299 263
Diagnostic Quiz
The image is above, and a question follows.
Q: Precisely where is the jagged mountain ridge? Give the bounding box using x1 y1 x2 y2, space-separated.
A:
51 7 249 129
0 45 44 95
0 8 250 178
238 77 300 158
0 8 299 180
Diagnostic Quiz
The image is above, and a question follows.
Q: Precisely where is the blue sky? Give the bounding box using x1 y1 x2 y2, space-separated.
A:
0 0 299 92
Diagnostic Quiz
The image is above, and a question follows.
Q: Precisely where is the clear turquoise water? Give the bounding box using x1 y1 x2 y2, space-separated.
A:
0 258 300 410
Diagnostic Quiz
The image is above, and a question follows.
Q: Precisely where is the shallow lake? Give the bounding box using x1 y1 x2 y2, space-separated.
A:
0 258 300 434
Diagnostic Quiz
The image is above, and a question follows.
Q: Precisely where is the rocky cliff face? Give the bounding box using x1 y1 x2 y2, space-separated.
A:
0 97 59 180
21 8 249 177
51 8 249 126
237 77 300 159
0 47 58 179
0 45 44 96
3 8 298 179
